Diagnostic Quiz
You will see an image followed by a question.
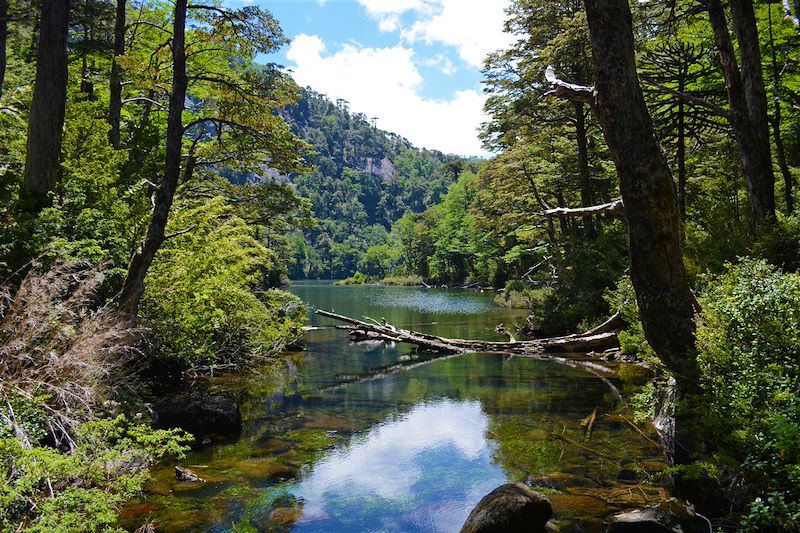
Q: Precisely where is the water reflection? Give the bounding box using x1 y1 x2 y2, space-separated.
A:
289 400 505 532
122 283 665 533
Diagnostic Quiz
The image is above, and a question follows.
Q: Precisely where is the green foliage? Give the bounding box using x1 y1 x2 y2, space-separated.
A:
630 382 658 424
605 277 658 364
0 416 191 533
697 259 800 527
334 272 371 285
379 275 425 286
141 196 306 366
284 89 467 279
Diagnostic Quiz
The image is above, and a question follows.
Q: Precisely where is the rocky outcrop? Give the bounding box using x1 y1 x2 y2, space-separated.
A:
151 393 242 438
461 483 554 533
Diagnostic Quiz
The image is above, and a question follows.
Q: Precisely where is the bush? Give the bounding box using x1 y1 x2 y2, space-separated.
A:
697 258 800 529
141 196 306 367
0 262 137 447
604 276 658 365
0 416 190 533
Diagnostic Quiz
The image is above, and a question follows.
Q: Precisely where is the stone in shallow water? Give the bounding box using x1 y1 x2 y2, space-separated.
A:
152 393 242 438
548 493 609 519
234 458 295 480
461 483 553 533
608 499 709 533
175 465 204 483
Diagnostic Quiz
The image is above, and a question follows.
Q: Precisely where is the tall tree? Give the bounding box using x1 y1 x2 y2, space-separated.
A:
118 2 307 316
23 0 71 202
0 0 8 99
704 0 776 230
581 0 699 402
109 0 125 148
119 0 186 317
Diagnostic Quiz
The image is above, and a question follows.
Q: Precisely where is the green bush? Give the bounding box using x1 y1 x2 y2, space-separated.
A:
141 196 306 367
0 416 190 533
604 276 659 365
697 258 800 529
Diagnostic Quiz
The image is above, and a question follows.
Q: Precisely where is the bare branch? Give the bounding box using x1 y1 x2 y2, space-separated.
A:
544 65 595 105
540 200 624 218
164 225 197 240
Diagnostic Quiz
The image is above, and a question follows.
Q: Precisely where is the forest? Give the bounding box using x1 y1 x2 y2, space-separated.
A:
0 0 799 531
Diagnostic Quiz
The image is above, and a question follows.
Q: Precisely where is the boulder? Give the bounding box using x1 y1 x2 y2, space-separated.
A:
608 499 710 533
461 483 553 533
152 393 242 438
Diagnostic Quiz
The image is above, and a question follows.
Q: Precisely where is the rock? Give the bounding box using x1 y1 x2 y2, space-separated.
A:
608 499 709 533
152 393 242 438
461 483 553 533
175 466 204 483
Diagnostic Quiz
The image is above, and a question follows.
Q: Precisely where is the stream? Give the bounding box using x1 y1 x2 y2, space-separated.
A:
121 281 666 532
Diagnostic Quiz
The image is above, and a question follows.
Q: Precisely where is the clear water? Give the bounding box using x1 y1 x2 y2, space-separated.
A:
121 282 665 532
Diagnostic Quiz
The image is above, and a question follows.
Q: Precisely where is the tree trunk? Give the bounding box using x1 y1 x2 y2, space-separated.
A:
768 2 794 214
575 102 594 236
119 0 187 317
706 0 776 230
0 0 8 100
582 0 698 394
23 0 71 204
109 0 126 148
677 78 686 223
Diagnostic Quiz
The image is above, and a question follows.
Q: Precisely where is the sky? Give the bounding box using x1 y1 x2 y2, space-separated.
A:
224 0 513 157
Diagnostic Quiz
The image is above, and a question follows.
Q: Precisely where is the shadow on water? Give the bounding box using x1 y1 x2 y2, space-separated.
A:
121 281 666 533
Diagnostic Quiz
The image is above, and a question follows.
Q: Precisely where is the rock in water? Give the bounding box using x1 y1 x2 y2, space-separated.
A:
152 393 242 438
175 466 204 483
608 499 709 533
461 483 553 533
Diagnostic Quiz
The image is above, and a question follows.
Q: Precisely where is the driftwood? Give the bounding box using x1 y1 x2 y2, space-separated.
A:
315 309 619 357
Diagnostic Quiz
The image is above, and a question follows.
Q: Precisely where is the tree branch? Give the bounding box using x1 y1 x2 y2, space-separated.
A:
544 65 595 105
640 76 729 119
540 200 624 218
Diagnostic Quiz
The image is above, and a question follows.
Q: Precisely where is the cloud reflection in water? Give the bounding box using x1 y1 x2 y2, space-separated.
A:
288 399 507 532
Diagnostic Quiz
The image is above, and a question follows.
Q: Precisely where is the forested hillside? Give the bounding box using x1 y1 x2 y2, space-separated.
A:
279 89 468 279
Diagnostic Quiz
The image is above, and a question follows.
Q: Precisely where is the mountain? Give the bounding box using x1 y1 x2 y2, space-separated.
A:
279 88 469 279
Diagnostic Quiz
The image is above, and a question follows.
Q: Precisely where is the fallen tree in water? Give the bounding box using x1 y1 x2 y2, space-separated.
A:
315 309 622 357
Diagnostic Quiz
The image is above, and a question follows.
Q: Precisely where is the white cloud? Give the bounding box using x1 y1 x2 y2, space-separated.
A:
356 0 512 68
287 34 489 156
424 53 456 76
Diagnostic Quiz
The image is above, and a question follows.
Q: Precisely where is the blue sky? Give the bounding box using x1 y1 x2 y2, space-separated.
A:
224 0 513 156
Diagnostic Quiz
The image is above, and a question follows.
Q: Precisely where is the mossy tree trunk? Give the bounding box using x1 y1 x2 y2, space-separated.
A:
582 0 698 396
23 0 71 206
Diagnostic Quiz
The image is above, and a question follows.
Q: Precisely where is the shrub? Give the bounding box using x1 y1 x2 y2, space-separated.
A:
141 196 306 367
697 258 800 529
0 416 190 532
0 262 137 447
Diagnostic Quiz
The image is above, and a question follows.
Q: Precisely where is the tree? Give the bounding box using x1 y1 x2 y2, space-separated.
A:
118 2 308 316
580 0 700 459
641 37 726 222
704 0 776 230
118 0 186 316
0 0 8 99
108 0 125 148
23 0 71 204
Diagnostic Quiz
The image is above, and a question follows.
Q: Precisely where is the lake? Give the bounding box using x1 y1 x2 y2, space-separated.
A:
122 281 665 532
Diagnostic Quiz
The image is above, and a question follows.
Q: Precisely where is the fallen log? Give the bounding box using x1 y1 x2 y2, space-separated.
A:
315 309 619 356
